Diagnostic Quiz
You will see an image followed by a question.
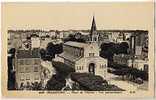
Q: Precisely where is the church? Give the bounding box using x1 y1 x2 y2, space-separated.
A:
59 16 108 79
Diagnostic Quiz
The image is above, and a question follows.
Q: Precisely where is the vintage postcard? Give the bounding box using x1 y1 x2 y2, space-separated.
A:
1 2 155 98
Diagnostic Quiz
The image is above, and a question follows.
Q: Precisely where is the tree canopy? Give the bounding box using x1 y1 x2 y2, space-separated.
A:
70 73 124 91
100 42 129 61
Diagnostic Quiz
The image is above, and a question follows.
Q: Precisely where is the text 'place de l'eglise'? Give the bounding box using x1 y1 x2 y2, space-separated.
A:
7 16 149 91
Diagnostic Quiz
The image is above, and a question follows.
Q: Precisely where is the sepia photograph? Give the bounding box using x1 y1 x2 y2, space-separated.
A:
1 2 155 98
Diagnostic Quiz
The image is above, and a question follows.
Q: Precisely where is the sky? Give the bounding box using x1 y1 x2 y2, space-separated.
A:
2 2 154 30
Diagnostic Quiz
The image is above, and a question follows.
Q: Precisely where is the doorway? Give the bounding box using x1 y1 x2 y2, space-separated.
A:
88 63 95 75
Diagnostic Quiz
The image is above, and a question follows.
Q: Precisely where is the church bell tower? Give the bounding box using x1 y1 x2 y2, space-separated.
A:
89 16 99 43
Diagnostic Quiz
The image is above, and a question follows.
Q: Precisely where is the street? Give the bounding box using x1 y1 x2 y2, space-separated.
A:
107 72 148 92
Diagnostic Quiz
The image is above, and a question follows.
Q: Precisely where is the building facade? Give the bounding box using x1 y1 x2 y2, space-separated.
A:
129 31 148 57
31 35 40 49
15 48 42 89
8 30 22 50
113 54 148 72
128 59 148 72
113 54 132 66
59 16 108 79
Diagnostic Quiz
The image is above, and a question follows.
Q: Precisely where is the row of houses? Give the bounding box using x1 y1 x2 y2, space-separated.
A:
8 30 63 39
113 54 148 72
8 28 148 50
8 31 64 51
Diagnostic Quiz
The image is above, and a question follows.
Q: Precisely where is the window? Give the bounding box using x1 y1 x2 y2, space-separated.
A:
77 66 83 70
34 74 39 80
81 66 83 70
76 49 80 56
25 60 31 65
19 66 24 73
20 74 25 81
100 65 103 69
103 64 106 68
103 70 107 78
34 59 40 65
100 64 106 69
144 64 148 72
89 53 94 57
34 66 39 72
80 49 83 56
77 66 79 70
25 67 31 73
26 74 30 80
19 60 24 65
88 63 95 75
79 66 83 70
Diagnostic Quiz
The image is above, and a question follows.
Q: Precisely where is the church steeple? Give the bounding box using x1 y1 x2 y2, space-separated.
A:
91 16 97 34
90 16 98 43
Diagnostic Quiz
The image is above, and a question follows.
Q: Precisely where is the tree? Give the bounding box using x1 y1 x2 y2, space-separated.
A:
128 68 148 81
46 74 66 90
45 42 64 61
40 48 46 59
118 42 129 54
71 73 108 91
46 61 75 90
46 42 55 59
112 68 129 80
31 82 42 90
70 72 125 91
100 42 116 61
54 43 63 54
100 42 129 61
52 61 75 78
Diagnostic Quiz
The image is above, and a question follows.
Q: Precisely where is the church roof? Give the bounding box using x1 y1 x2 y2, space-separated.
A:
59 52 82 62
64 41 88 48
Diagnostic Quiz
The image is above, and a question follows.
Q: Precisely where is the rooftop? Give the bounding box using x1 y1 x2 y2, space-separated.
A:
59 52 82 62
16 48 40 59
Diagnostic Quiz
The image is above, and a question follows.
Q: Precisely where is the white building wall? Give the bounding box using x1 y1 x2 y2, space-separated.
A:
59 32 64 39
128 59 148 71
75 57 107 79
84 43 99 57
15 58 42 89
31 37 40 48
49 31 56 37
60 41 107 79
